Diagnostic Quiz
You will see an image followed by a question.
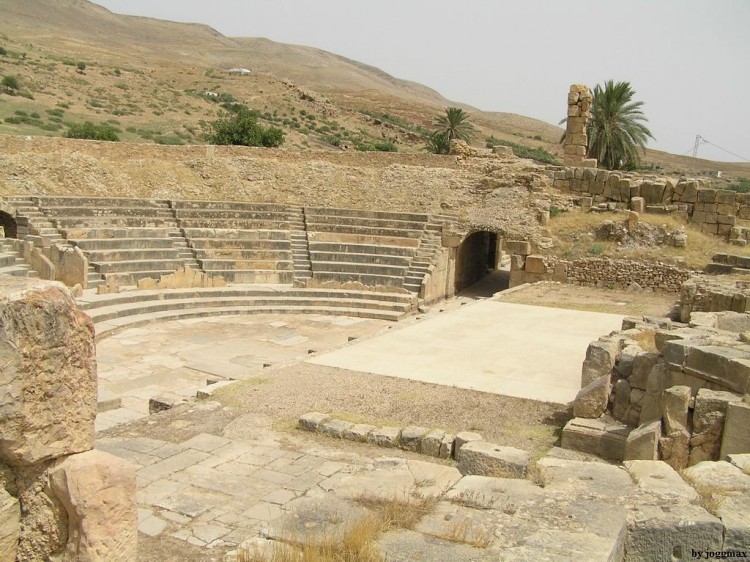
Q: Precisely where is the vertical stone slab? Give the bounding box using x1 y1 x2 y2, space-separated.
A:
719 401 750 458
0 278 97 466
0 487 20 561
49 450 138 562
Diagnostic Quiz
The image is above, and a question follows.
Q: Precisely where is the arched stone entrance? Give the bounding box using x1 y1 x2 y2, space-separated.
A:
0 211 18 239
454 230 499 293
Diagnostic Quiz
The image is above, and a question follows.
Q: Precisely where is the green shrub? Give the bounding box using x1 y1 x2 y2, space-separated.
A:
154 134 183 145
46 108 65 117
355 141 397 152
204 107 284 147
0 46 6 56
588 243 605 256
113 68 121 76
76 61 86 72
549 206 564 218
1 74 19 93
727 178 750 193
65 122 120 141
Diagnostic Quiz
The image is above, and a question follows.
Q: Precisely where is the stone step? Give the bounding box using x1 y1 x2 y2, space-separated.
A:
86 295 411 324
84 249 183 262
202 270 295 284
312 261 408 276
305 206 430 223
54 217 177 228
62 227 174 239
311 271 405 288
307 241 417 256
76 286 415 310
0 265 36 277
306 215 428 231
193 249 291 260
308 231 420 248
182 229 290 241
44 207 174 218
101 270 186 286
37 196 169 208
170 200 296 212
309 251 411 267
93 304 406 340
93 259 187 273
174 209 295 221
189 238 291 251
0 254 17 268
178 219 293 230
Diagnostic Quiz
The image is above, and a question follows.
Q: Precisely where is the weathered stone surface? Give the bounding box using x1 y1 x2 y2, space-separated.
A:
624 503 724 560
639 362 667 425
297 412 329 432
720 401 750 458
716 495 750 549
453 432 482 459
624 460 699 502
367 426 401 448
624 421 661 460
660 385 690 433
689 389 743 465
630 352 661 390
572 374 611 419
659 429 690 471
581 339 618 387
378 530 497 562
342 423 376 443
148 392 186 414
456 441 530 478
538 456 635 498
439 434 454 459
504 241 531 256
682 460 750 498
0 278 96 466
49 450 138 562
419 429 445 457
399 426 429 452
726 453 750 472
524 255 546 274
0 487 20 562
320 419 353 438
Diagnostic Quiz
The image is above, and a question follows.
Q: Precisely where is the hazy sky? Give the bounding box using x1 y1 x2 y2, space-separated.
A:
91 0 749 163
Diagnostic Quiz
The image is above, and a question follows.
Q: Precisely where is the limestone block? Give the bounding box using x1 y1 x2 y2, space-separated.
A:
419 430 445 457
297 412 330 432
682 460 750 498
580 196 593 208
148 393 186 414
660 385 690 433
0 278 96 466
509 254 525 271
659 429 690 471
456 441 530 478
453 432 482 459
720 401 750 458
49 450 137 562
689 389 744 465
581 339 618 387
342 424 376 443
0 488 20 562
399 426 429 452
697 189 717 203
624 503 723 560
717 496 750 549
624 421 661 460
682 182 699 203
581 158 597 168
504 240 531 256
639 363 668 425
367 427 401 448
624 460 699 501
439 434 454 459
726 453 750 471
320 419 354 438
524 254 546 274
561 417 604 456
613 378 631 422
629 352 660 390
630 196 645 213
572 375 611 419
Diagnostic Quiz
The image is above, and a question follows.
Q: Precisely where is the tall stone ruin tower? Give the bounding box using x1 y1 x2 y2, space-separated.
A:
563 84 595 167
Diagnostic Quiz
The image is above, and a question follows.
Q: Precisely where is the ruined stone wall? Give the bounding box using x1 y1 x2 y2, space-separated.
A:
679 276 750 322
552 167 746 239
507 243 691 292
562 84 593 167
0 277 137 560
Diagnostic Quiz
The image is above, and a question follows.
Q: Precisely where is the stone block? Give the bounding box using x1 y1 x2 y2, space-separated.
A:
630 197 645 213
624 503 724 560
581 339 618 387
453 432 482 459
624 460 699 501
572 375 611 419
298 412 330 432
624 421 661 460
504 240 531 256
148 393 186 414
0 488 20 562
560 417 628 460
399 426 429 452
639 363 667 424
659 429 690 471
580 196 593 208
717 496 750 549
720 401 750 458
342 424 376 443
419 429 445 457
439 434 454 459
524 254 546 274
660 385 690 433
456 441 530 478
697 189 717 203
689 389 744 465
367 427 401 448
612 378 631 422
630 352 660 390
682 460 750 498
320 419 354 438
0 278 96 466
509 254 525 271
49 450 138 562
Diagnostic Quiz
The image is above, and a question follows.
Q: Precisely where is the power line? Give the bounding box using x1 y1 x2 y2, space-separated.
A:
691 134 750 162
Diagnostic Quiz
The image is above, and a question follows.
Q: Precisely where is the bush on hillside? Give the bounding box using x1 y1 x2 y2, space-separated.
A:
1 75 19 94
204 107 284 148
65 122 120 141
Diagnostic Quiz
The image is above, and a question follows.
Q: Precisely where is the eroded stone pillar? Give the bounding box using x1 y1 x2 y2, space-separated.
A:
564 84 594 167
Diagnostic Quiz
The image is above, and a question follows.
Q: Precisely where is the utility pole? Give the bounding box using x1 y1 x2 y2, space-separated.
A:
692 134 703 158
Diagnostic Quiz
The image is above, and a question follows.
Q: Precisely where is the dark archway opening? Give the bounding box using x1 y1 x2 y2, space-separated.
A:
454 231 500 294
0 211 18 239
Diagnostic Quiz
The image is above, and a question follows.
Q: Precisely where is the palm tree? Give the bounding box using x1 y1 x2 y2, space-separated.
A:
433 107 475 143
423 130 451 154
587 80 654 170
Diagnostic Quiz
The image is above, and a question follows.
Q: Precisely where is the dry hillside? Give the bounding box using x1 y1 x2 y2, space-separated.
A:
0 0 746 181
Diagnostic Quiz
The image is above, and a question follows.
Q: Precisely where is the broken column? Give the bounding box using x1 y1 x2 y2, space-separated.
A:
564 84 595 167
0 277 137 560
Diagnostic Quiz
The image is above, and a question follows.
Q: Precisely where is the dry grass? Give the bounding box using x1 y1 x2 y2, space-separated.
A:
526 460 551 488
352 491 438 532
547 210 750 270
434 519 493 548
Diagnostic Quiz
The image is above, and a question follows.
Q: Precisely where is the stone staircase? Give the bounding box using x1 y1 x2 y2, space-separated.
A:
0 238 38 278
77 286 417 340
290 207 313 282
